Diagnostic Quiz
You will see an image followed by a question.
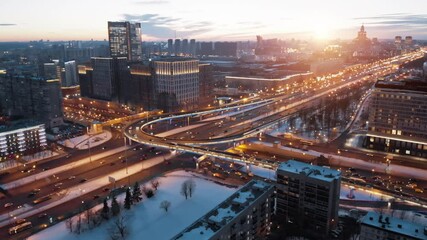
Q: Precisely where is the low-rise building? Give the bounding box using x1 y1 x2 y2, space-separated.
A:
172 180 275 240
276 160 341 236
0 121 47 159
360 212 427 240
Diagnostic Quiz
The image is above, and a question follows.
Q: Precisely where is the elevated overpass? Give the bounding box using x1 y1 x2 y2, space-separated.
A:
123 50 425 167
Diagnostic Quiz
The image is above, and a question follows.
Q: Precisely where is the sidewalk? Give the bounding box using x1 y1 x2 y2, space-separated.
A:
0 150 65 174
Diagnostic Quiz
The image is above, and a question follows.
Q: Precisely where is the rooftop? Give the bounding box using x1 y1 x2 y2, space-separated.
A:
277 160 341 182
375 80 427 93
361 212 427 240
225 72 312 82
0 120 44 134
173 180 273 240
152 57 198 63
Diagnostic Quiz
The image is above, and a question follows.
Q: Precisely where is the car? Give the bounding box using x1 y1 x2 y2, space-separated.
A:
155 151 162 155
54 182 63 187
38 213 48 218
102 146 107 150
93 195 100 199
33 188 41 193
68 176 76 180
240 175 248 180
27 192 36 198
4 203 13 208
15 219 26 224
110 162 115 166
65 154 71 159
42 167 50 171
102 188 110 192
415 188 424 193
121 159 126 163
79 178 87 183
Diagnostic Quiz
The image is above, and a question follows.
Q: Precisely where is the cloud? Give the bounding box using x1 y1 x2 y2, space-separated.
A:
351 13 427 38
133 0 169 5
123 14 213 39
355 13 427 27
0 24 16 26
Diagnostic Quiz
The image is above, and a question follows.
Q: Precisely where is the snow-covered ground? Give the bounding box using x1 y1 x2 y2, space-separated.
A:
0 150 60 172
29 170 239 240
340 185 392 201
242 164 276 180
22 150 59 161
58 131 112 150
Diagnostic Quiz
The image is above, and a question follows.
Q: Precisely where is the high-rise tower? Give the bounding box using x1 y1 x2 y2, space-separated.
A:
108 21 142 61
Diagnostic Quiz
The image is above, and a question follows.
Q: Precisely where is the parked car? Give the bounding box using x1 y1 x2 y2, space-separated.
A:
4 203 13 208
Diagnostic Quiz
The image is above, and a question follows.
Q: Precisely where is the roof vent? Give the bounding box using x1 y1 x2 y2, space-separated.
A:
397 224 402 229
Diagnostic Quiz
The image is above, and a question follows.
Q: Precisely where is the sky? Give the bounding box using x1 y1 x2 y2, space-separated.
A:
1 0 427 42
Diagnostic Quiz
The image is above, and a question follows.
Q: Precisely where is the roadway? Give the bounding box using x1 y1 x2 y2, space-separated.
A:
125 51 424 163
2 153 197 240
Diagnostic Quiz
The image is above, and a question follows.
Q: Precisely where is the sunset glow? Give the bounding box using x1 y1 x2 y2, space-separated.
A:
1 0 427 41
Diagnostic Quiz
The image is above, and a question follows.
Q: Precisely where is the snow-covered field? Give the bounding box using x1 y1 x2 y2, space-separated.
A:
340 185 392 201
58 131 112 150
29 170 239 240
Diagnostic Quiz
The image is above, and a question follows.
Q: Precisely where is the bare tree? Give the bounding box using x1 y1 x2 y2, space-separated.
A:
143 185 154 198
109 214 128 240
91 211 102 228
151 180 160 191
187 179 196 198
181 181 189 199
84 203 93 229
65 217 74 233
181 179 196 199
85 208 94 229
160 200 171 212
75 213 82 235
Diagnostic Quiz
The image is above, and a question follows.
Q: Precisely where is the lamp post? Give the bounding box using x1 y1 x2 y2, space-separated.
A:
88 138 92 163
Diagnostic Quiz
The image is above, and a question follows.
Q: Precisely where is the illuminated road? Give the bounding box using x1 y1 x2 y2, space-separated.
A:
125 51 425 168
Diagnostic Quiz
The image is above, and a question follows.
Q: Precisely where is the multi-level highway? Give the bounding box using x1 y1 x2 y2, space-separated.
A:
125 51 424 168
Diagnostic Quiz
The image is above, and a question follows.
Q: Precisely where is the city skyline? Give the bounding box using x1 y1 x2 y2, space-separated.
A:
1 0 427 42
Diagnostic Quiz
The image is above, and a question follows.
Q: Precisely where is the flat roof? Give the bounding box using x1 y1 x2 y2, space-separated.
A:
173 180 273 240
361 212 427 239
225 72 312 82
375 80 427 94
0 120 44 134
153 57 198 63
278 160 341 182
